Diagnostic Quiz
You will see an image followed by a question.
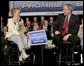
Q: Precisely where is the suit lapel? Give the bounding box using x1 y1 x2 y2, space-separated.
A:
12 18 18 30
61 14 66 28
68 14 73 32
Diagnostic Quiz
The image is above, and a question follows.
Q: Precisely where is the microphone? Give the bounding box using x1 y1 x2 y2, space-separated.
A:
14 22 16 25
19 18 22 26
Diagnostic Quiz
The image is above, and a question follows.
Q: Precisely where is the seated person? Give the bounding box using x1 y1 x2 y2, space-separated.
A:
78 18 83 50
5 7 30 61
42 21 55 49
42 20 53 40
53 4 80 55
28 22 42 64
24 17 33 33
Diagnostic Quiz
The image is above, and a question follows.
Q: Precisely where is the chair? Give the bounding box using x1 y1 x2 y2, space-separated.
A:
44 40 57 65
6 40 20 65
44 47 57 65
58 41 81 65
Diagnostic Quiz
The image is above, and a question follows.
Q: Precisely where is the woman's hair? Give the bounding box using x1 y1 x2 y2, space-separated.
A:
11 7 21 16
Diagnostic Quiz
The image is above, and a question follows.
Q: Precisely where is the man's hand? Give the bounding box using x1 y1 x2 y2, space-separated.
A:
55 31 61 35
63 34 71 41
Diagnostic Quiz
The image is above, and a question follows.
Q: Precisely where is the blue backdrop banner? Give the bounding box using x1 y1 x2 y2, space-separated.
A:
9 1 83 16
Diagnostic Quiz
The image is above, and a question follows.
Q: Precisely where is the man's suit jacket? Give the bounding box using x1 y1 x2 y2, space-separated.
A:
53 13 80 35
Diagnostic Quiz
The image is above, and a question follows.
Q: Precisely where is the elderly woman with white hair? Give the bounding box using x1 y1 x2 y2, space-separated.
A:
5 7 30 61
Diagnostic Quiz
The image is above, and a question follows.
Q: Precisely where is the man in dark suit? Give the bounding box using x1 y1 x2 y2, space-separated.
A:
53 4 81 61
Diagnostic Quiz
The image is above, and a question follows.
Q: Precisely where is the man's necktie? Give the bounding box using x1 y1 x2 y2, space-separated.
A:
61 16 69 36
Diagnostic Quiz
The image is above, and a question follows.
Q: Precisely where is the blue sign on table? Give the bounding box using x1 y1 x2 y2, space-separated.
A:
28 30 48 46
